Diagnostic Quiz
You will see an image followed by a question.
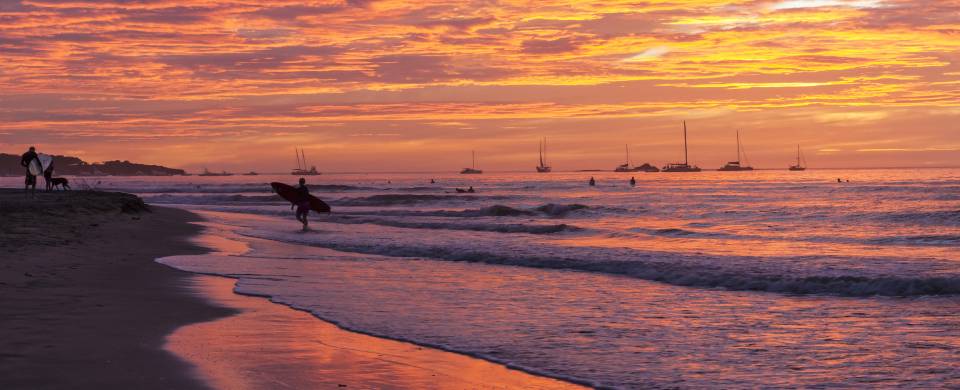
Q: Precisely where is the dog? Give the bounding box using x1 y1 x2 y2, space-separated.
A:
50 177 70 191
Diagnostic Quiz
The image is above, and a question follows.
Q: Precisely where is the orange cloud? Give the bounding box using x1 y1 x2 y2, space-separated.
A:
0 0 957 170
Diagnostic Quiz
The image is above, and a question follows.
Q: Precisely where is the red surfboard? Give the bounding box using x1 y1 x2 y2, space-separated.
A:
271 182 331 213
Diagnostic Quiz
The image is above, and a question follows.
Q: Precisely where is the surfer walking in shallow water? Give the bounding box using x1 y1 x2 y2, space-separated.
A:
294 178 311 231
270 178 331 232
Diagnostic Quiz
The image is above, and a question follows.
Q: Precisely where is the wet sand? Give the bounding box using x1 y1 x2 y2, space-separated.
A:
172 275 584 389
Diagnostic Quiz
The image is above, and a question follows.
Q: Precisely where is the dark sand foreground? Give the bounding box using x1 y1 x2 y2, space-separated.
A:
0 189 230 389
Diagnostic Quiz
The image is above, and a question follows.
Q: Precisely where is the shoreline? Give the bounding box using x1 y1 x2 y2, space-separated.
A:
1 189 584 389
170 273 584 389
157 215 595 389
0 189 232 389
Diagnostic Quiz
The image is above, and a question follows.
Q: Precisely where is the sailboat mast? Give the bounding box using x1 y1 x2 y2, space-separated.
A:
539 139 544 167
797 144 801 166
301 149 308 168
683 121 689 165
626 144 630 166
543 137 547 166
472 150 476 169
737 130 740 162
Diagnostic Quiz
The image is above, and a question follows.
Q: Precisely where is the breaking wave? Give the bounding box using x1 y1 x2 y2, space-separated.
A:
112 183 372 194
144 193 283 204
331 194 515 206
241 227 960 297
327 215 579 234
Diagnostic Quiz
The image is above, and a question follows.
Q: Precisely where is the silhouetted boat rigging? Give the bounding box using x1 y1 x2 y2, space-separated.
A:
291 148 320 176
662 121 701 172
536 137 552 173
614 144 659 172
718 130 753 171
461 150 483 174
789 145 807 171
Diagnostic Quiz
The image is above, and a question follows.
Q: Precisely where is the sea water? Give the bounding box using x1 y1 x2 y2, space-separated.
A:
7 169 958 387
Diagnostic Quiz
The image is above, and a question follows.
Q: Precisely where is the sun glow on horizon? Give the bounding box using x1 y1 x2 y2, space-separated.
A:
0 0 957 170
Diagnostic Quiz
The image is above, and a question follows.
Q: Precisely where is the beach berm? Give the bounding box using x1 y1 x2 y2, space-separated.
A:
0 189 232 389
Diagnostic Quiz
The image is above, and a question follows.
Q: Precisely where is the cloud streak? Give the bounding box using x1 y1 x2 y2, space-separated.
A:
0 0 957 169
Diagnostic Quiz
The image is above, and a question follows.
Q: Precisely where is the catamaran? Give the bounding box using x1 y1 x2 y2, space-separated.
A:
789 145 807 171
461 150 483 174
662 121 702 172
614 144 659 172
536 137 552 172
291 148 320 176
718 130 754 171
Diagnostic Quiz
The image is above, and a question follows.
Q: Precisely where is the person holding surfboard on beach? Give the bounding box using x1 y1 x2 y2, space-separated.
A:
20 146 38 195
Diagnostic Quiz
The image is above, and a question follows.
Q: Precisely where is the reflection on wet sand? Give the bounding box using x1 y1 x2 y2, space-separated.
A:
166 275 584 390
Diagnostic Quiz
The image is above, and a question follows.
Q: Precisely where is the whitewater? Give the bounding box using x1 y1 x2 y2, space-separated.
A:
9 169 958 387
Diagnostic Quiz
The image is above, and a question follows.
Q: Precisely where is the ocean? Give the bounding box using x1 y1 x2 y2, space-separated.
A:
7 169 958 387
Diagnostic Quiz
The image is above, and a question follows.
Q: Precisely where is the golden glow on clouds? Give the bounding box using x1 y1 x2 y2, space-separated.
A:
0 0 958 170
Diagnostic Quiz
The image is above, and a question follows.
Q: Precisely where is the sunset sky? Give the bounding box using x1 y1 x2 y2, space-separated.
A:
1 0 958 171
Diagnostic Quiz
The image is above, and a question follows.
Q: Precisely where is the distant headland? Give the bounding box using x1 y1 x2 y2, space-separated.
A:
0 153 186 176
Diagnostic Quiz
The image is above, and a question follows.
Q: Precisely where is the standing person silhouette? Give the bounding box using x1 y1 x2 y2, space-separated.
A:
293 177 311 231
20 146 38 196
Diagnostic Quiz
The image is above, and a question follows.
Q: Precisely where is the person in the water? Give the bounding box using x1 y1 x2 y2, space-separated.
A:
589 177 596 186
629 177 636 187
293 177 311 231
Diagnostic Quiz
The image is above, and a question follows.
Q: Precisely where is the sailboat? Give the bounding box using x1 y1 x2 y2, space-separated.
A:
291 148 320 176
789 145 807 171
662 121 702 172
615 144 659 172
536 137 552 172
614 144 638 172
460 150 483 174
718 130 754 171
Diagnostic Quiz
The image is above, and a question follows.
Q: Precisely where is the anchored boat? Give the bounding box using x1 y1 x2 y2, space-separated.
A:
536 138 552 173
461 150 483 174
291 148 320 176
662 121 701 172
789 145 807 171
718 130 754 171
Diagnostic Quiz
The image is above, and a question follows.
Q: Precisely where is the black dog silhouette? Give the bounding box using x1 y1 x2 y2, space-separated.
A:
50 177 70 191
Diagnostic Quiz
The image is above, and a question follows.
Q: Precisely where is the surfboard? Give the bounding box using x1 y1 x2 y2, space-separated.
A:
271 182 331 213
38 154 54 173
27 158 42 176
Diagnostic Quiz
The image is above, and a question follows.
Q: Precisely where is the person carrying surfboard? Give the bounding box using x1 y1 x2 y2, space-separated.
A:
294 178 311 231
270 180 331 231
20 146 38 196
